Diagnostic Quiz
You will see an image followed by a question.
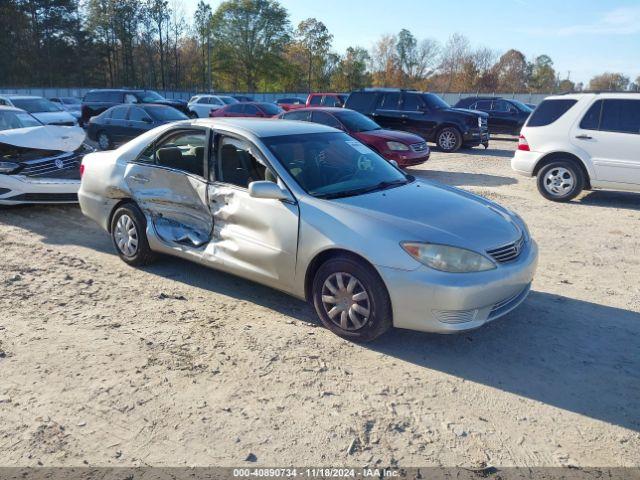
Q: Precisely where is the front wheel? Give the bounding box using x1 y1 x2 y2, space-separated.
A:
436 127 462 152
537 160 584 202
312 256 392 342
110 203 156 266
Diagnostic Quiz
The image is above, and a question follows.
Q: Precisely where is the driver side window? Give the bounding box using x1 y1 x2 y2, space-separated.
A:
217 137 274 189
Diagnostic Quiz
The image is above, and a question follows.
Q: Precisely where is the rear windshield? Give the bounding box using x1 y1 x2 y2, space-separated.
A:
527 99 577 127
258 103 283 115
334 110 381 132
146 106 188 121
11 98 62 113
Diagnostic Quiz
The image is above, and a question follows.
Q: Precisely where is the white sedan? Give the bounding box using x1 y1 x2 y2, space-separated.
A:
187 94 239 118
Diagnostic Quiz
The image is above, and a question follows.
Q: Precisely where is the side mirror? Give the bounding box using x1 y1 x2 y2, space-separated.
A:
248 181 292 201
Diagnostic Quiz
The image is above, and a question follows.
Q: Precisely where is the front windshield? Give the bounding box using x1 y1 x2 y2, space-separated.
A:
137 90 165 102
259 103 283 115
263 132 410 199
0 111 42 131
334 110 381 132
422 93 450 110
11 98 62 113
220 96 238 105
511 100 533 113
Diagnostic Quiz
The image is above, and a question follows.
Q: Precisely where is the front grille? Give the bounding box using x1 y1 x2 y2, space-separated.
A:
410 141 428 152
20 153 82 178
486 235 525 263
488 284 531 320
433 308 478 325
7 193 78 202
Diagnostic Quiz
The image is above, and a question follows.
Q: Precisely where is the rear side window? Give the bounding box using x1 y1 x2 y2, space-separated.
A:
110 106 128 120
83 91 104 102
475 100 492 110
283 110 310 121
600 99 640 134
311 111 341 129
527 99 577 127
345 92 376 113
401 93 424 111
309 95 322 106
579 101 602 130
378 93 400 110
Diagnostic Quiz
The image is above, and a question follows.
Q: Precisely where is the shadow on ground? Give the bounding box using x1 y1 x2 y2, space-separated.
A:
411 169 517 188
3 204 639 432
575 190 640 211
430 146 515 158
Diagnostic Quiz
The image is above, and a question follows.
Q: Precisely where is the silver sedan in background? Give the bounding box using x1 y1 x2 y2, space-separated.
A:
79 118 538 341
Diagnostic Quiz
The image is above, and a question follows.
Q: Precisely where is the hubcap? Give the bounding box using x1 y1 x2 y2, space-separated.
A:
439 130 457 150
114 214 139 257
321 272 371 331
98 133 109 150
543 167 574 196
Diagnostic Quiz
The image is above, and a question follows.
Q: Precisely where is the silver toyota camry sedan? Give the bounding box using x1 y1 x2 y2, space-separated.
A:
79 118 538 341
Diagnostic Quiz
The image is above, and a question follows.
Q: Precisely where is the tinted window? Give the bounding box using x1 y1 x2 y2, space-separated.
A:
323 96 342 107
311 111 342 129
475 100 492 110
220 96 238 105
345 92 375 112
421 93 450 110
493 100 511 112
282 110 310 121
129 107 148 122
242 104 259 114
226 104 244 113
106 92 123 103
154 130 206 176
600 99 640 134
579 100 602 130
259 103 283 115
402 93 424 111
334 110 381 133
309 96 322 105
110 106 129 120
83 91 103 102
217 137 271 188
197 97 210 104
378 93 400 110
527 99 577 127
146 106 187 121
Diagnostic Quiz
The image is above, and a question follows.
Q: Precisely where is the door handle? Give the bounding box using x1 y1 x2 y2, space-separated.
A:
130 175 150 183
575 134 593 140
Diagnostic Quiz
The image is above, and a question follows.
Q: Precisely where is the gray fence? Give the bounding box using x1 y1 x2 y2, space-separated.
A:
0 87 551 105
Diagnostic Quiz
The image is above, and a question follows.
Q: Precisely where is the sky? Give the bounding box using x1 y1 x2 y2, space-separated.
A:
182 0 640 85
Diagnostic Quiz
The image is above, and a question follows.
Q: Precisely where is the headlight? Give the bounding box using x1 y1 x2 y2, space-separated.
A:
0 161 21 174
401 242 496 273
386 141 410 151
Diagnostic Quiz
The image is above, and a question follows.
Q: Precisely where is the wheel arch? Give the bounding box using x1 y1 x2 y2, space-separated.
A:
107 198 137 233
303 248 386 303
532 151 592 189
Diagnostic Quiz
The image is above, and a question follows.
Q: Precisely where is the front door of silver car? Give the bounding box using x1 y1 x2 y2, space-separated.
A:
125 127 213 247
207 135 300 291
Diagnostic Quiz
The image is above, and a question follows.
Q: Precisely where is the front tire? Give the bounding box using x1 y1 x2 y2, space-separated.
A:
110 203 156 266
312 256 392 342
537 160 584 202
436 127 462 152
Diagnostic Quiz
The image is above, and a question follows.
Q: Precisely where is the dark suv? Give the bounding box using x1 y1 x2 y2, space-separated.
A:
344 89 489 152
81 89 189 126
454 97 533 136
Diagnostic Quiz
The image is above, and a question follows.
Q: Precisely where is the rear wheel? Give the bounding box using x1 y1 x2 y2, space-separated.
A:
537 160 584 202
97 131 112 150
110 203 156 266
312 256 392 342
436 127 462 152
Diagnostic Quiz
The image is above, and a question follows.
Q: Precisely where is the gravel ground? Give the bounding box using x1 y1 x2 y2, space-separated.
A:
0 138 639 468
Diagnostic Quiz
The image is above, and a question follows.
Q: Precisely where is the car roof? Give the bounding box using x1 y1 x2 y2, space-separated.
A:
0 105 24 112
192 118 338 137
0 94 42 99
284 107 345 113
545 92 640 100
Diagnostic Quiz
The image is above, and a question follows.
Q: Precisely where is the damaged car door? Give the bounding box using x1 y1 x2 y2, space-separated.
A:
208 135 299 290
125 127 213 247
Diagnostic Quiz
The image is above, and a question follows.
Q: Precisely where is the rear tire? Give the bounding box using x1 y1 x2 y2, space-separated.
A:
312 256 392 342
110 203 156 266
537 160 584 202
436 127 462 152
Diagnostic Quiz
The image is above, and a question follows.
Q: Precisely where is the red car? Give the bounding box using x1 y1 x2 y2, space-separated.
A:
280 107 429 167
275 97 306 111
306 93 348 108
209 102 283 118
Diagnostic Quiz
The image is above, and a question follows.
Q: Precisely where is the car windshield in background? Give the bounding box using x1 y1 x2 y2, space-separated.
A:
61 97 81 105
264 132 409 199
146 106 188 121
422 93 450 110
11 98 62 113
136 91 165 102
511 100 533 112
334 110 381 132
0 111 42 131
220 96 238 104
259 103 283 115
527 99 577 127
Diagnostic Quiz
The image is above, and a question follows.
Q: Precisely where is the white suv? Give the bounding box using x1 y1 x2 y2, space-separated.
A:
512 93 640 201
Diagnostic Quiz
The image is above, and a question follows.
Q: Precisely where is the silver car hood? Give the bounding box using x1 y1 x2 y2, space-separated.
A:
0 125 85 152
331 180 522 251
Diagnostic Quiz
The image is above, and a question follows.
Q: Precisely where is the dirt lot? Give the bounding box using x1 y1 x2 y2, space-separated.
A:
0 139 639 468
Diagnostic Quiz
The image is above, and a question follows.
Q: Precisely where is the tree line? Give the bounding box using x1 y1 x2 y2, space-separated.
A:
1 0 639 94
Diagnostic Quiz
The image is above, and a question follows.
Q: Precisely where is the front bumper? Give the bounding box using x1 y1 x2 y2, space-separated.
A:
0 175 79 205
378 239 538 333
462 127 490 146
383 150 430 167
